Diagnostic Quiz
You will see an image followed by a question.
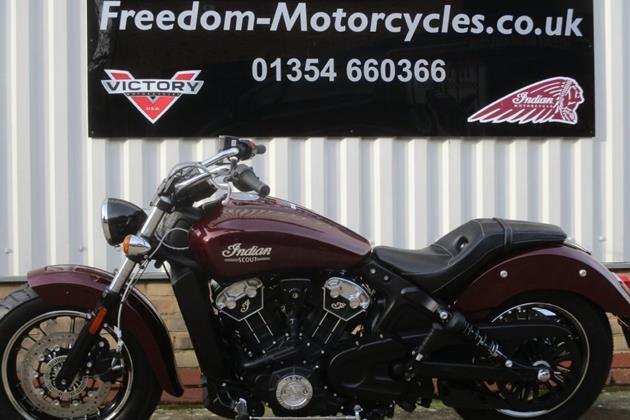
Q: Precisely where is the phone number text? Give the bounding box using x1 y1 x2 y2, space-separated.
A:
251 58 447 83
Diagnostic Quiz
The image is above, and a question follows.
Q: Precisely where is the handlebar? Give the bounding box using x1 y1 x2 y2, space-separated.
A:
168 137 270 205
201 147 240 167
219 136 266 161
231 164 270 197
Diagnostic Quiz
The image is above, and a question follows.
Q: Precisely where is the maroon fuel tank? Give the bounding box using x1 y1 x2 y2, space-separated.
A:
189 196 371 279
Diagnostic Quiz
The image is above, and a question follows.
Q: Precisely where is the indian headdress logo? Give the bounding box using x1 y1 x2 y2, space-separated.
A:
468 77 585 125
101 70 204 124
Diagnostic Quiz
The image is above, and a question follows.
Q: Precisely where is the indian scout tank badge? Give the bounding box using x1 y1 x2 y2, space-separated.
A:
222 243 273 263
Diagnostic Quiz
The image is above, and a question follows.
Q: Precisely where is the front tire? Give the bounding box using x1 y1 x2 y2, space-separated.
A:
0 287 162 420
455 292 612 420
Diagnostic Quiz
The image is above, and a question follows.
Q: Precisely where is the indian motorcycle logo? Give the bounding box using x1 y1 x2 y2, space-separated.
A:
222 243 272 263
101 70 204 124
468 77 585 125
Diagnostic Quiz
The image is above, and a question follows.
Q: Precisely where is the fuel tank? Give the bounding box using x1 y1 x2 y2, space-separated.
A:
189 195 371 280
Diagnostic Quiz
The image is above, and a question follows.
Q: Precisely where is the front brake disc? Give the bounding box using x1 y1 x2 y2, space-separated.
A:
20 332 112 418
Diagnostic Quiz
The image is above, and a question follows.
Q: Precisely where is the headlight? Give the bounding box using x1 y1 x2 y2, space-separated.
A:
101 198 147 246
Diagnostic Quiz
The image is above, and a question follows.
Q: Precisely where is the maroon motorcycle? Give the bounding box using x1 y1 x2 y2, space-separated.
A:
1 136 630 420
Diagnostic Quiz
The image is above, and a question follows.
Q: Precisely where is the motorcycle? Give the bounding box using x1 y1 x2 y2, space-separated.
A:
1 136 630 420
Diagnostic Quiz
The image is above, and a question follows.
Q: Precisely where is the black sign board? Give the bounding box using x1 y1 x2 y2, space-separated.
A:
88 0 594 138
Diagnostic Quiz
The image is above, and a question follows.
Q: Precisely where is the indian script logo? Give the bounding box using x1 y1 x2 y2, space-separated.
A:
101 70 204 124
222 243 273 263
468 77 585 125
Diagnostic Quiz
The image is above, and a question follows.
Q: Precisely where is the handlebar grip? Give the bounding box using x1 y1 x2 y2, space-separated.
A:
220 135 267 160
233 165 270 197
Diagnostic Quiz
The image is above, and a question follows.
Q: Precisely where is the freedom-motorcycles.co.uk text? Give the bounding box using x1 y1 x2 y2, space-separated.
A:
100 1 585 42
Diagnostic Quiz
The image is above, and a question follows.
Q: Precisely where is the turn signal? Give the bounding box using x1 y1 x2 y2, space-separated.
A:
122 235 131 254
122 234 152 257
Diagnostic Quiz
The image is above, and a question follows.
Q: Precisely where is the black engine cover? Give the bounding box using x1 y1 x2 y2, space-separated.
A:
327 335 423 402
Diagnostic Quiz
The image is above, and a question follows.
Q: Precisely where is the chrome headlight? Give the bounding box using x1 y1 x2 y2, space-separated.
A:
101 198 147 246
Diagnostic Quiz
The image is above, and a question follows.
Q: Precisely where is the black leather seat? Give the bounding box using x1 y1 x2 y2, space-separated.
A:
373 219 566 298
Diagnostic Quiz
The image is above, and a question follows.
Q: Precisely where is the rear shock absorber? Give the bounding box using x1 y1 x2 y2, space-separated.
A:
441 310 505 359
413 309 506 365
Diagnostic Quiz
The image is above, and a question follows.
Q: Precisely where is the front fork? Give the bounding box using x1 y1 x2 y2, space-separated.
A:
54 290 122 388
55 206 166 389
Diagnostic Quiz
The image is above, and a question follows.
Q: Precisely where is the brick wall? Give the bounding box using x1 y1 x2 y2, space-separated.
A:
1 281 628 404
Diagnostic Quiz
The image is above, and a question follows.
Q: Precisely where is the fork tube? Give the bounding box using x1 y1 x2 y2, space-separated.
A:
107 206 165 294
140 206 165 237
107 258 137 294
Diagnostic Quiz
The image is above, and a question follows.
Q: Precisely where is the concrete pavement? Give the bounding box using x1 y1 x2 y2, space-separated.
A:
151 389 630 419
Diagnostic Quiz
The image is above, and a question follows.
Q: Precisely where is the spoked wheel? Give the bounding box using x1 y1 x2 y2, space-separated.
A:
455 293 612 420
0 287 161 420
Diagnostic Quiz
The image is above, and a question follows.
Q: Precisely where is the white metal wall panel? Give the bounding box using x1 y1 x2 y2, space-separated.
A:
0 0 629 276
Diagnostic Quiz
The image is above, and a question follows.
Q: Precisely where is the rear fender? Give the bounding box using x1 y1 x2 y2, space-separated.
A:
455 245 630 320
27 265 184 397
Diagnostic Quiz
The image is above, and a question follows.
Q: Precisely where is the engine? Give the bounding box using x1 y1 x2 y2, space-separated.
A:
213 275 372 416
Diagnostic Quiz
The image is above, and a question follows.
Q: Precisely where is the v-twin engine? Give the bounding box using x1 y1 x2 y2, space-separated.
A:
214 276 371 352
213 275 371 416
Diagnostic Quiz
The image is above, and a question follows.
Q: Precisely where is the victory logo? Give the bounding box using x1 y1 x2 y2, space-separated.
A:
468 77 585 125
101 70 204 124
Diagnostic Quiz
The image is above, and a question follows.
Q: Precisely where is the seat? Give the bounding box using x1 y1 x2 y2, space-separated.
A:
373 219 567 297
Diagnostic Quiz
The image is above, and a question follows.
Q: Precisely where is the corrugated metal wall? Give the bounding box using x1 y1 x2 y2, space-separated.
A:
0 0 629 276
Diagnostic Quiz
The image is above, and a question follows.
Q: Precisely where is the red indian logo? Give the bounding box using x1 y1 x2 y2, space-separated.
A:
101 70 204 124
468 77 585 125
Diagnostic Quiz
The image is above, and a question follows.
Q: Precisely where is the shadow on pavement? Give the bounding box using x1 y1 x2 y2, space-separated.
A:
152 390 630 420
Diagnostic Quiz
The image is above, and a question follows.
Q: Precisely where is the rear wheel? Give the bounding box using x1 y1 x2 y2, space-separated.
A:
0 287 162 420
454 292 612 420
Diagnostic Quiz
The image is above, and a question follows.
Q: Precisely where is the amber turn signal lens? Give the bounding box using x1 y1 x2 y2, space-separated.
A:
122 235 131 254
121 234 152 257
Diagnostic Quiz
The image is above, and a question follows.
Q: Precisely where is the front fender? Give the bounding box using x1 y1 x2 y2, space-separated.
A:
456 245 630 319
27 265 184 397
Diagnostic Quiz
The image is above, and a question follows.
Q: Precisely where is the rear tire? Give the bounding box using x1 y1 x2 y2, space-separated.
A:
0 286 162 420
454 292 612 420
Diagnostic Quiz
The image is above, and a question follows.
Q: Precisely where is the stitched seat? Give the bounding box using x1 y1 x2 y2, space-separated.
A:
373 219 567 297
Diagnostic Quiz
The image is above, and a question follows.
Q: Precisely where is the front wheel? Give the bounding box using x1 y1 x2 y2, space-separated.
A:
454 292 613 420
0 287 162 420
